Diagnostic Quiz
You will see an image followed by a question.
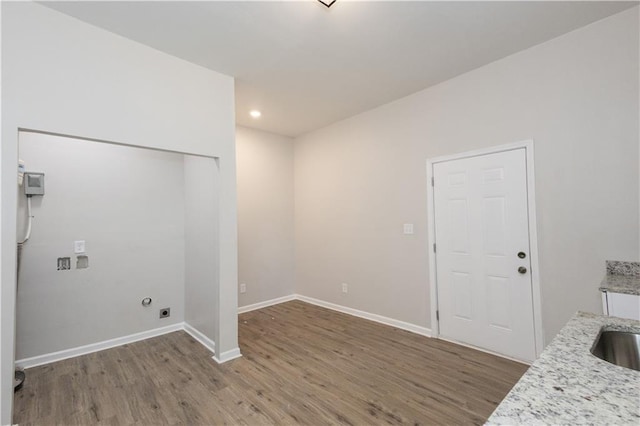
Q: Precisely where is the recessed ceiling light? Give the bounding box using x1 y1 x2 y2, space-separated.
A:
250 110 261 118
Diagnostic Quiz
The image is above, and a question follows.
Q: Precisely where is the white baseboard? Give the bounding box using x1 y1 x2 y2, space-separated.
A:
17 294 429 369
295 294 432 337
183 322 216 354
438 335 532 365
16 322 184 369
213 347 242 364
238 294 297 314
238 293 431 337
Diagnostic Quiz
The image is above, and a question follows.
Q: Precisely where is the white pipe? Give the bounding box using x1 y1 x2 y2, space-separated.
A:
18 196 32 244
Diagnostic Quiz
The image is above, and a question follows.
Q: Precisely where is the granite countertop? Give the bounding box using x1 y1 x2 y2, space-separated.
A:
486 312 640 425
600 274 640 296
600 260 640 296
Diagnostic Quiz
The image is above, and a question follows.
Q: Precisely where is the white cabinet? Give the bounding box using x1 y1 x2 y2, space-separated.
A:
602 291 640 321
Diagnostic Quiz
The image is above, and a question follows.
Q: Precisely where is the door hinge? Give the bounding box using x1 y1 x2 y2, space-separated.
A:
433 243 436 253
431 176 434 187
436 310 439 321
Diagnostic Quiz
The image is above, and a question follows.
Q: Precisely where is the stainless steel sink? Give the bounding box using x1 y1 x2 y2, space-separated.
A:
591 330 640 371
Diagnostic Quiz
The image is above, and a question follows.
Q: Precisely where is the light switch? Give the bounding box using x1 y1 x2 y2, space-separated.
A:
74 240 86 254
403 224 414 235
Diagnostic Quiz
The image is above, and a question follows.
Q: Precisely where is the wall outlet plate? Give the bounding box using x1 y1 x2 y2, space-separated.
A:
342 283 348 293
159 307 171 318
24 172 45 196
74 240 86 254
240 283 246 293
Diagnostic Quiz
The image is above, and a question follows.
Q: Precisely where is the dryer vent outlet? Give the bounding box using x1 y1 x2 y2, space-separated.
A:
159 308 171 319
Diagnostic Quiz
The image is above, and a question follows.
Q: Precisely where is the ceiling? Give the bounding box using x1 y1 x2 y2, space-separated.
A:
43 1 637 137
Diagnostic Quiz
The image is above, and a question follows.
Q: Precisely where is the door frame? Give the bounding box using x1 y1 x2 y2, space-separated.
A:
426 140 544 359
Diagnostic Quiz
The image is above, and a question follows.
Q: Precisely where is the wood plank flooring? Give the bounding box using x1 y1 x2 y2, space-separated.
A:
14 300 528 425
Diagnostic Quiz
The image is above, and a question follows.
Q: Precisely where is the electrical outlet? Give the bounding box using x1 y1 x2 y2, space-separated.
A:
342 283 348 293
403 223 414 235
159 308 171 319
240 283 247 293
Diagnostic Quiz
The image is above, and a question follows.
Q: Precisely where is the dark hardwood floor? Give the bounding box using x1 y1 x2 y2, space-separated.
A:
14 300 528 425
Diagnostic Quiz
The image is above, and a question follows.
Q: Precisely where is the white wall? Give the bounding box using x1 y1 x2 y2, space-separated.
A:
184 156 219 345
236 127 295 307
294 8 639 345
1 2 237 423
16 132 186 360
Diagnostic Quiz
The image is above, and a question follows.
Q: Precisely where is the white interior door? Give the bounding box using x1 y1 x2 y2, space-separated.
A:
433 148 535 362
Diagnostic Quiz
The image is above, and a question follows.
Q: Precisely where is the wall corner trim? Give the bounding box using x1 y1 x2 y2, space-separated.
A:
239 294 431 338
213 348 242 364
183 322 216 354
238 294 297 314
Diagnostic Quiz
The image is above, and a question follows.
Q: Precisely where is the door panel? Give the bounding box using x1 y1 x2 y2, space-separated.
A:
482 197 506 255
452 271 472 320
487 275 511 330
448 199 470 253
433 148 535 361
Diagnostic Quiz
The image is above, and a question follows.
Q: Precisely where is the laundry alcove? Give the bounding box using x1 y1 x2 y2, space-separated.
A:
16 131 220 364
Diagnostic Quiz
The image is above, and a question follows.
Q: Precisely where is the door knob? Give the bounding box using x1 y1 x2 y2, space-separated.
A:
518 266 527 274
517 252 526 259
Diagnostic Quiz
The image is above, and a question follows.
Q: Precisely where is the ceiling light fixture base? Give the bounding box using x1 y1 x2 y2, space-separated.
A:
317 0 337 8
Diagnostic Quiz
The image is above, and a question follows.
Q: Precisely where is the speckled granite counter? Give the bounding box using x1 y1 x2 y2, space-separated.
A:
601 274 640 295
486 312 640 425
600 261 640 296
